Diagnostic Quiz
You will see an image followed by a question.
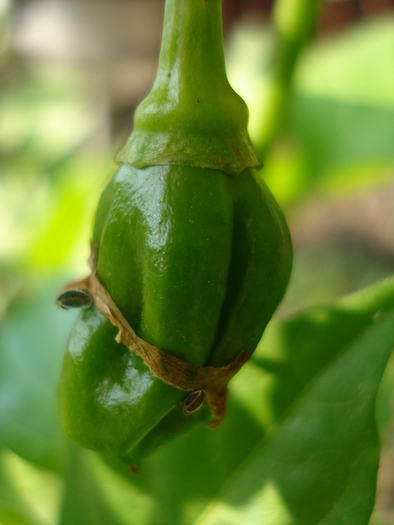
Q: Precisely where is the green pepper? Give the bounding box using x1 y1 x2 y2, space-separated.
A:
57 0 292 464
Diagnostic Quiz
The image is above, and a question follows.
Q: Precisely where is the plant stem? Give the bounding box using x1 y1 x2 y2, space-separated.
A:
253 0 322 157
117 0 261 176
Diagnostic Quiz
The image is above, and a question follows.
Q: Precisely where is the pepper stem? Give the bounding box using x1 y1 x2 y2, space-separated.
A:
117 0 261 176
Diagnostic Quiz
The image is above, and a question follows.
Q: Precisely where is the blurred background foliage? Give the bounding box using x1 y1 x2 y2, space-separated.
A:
0 0 393 524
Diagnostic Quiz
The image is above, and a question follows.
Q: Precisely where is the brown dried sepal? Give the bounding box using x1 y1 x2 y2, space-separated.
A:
59 243 252 427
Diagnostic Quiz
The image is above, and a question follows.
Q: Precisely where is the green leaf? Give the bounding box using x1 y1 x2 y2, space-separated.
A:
194 307 394 525
0 452 48 525
0 450 62 525
0 279 77 472
0 78 102 163
227 18 394 204
0 155 112 271
24 156 113 272
293 18 394 109
285 18 394 193
252 276 394 422
59 446 127 525
0 503 44 525
286 19 394 193
286 94 394 182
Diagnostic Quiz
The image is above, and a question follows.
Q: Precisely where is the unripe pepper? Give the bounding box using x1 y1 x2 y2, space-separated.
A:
57 0 292 464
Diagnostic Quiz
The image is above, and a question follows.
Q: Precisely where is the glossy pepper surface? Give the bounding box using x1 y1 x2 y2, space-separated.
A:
57 0 293 464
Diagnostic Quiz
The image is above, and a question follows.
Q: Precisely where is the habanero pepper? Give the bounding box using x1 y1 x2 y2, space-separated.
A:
57 0 292 465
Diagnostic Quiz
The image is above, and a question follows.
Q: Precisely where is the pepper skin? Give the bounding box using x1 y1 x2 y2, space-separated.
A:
57 0 293 463
58 164 292 463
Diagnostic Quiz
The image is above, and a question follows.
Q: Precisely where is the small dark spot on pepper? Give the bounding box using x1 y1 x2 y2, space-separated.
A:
183 389 205 414
56 289 93 310
197 99 200 103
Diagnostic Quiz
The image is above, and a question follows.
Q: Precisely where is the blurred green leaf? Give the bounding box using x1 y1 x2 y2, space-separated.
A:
0 452 48 525
254 277 394 420
59 446 127 525
0 505 43 525
279 246 394 324
0 76 103 164
227 17 394 204
0 155 113 271
286 17 394 197
375 351 394 431
0 68 113 272
24 156 113 271
293 18 394 109
0 450 62 525
194 307 394 525
0 279 78 472
286 94 394 184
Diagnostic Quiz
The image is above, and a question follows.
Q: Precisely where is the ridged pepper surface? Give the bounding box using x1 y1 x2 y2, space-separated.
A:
57 0 293 464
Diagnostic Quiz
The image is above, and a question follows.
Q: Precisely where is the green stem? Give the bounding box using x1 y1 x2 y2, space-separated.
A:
252 0 322 157
117 0 261 176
